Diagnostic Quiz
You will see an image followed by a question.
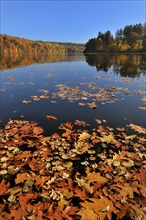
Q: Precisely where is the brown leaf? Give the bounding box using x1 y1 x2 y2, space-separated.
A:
139 167 146 185
46 115 58 120
63 122 73 130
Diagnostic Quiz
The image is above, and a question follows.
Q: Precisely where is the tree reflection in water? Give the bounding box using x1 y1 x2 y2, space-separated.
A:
0 53 85 71
85 54 146 78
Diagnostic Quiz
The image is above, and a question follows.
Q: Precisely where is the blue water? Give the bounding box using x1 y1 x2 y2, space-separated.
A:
0 54 145 134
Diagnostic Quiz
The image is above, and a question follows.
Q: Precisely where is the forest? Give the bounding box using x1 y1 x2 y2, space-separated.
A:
84 23 146 53
0 34 85 55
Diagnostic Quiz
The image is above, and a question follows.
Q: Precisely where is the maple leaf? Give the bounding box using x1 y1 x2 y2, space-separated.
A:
0 179 10 195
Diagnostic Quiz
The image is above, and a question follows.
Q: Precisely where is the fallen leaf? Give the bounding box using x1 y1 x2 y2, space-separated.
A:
15 173 28 184
46 115 58 120
129 123 146 134
0 180 10 195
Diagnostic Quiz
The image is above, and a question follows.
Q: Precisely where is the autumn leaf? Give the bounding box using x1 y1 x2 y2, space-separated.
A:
76 177 94 194
15 173 28 184
78 132 91 141
74 187 88 200
22 100 31 104
63 122 73 130
100 132 116 144
99 165 113 173
86 172 108 190
129 123 146 134
80 196 117 219
33 126 44 135
77 208 98 220
0 179 10 195
16 151 32 160
46 115 58 120
74 120 87 126
139 167 146 185
95 119 102 124
9 207 28 220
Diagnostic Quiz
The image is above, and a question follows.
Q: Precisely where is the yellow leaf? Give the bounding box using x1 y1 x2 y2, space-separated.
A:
100 133 116 144
87 172 107 187
79 132 91 141
129 123 146 134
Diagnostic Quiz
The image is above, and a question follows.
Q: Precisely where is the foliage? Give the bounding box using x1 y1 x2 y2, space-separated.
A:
0 119 146 219
84 23 146 53
0 34 85 55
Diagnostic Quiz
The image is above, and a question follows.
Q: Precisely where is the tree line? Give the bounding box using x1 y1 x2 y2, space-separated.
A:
84 23 146 53
0 34 85 55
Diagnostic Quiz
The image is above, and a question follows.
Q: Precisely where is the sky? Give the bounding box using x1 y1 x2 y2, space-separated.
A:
0 0 145 43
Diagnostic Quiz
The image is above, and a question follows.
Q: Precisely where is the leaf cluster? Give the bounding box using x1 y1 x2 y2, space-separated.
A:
0 119 146 219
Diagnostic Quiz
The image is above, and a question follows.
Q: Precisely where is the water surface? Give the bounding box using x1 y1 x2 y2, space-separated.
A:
0 53 146 134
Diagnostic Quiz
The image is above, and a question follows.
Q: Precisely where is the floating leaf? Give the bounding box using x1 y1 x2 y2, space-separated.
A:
22 100 31 104
46 115 58 120
129 123 146 134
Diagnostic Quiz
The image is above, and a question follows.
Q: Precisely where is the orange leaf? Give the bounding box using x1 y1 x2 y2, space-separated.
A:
33 126 44 135
78 208 98 220
16 151 32 160
0 179 10 195
46 115 58 120
87 172 107 185
63 122 73 130
15 173 28 184
9 207 28 220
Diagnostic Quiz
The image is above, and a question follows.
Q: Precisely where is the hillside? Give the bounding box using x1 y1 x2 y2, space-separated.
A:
0 34 85 54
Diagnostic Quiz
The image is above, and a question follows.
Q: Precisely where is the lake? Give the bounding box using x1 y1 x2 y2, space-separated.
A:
0 53 146 135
